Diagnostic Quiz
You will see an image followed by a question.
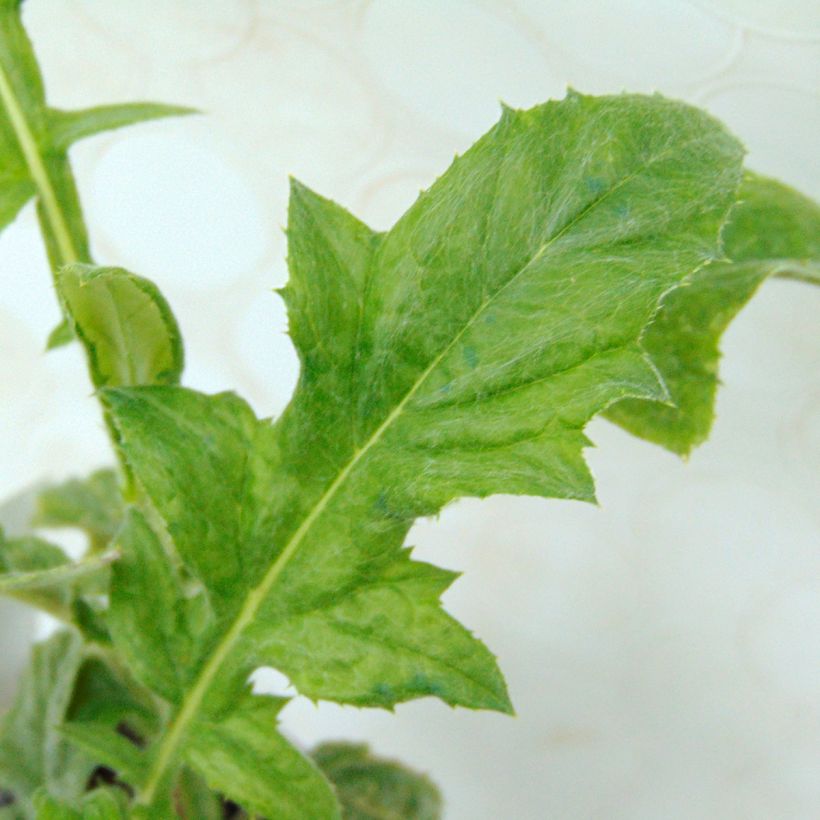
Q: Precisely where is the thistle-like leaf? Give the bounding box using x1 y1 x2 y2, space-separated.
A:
606 172 820 453
92 92 744 814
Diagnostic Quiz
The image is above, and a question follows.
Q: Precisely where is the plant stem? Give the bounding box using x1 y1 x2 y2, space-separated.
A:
0 63 79 266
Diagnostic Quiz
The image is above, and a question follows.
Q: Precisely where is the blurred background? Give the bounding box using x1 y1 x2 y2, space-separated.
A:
1 1 819 817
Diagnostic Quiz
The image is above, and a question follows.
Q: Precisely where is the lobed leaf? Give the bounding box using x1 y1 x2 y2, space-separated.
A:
98 92 745 812
606 172 820 453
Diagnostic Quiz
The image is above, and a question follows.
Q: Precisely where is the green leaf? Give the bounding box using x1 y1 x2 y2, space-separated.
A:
0 632 93 818
171 769 223 820
0 529 73 620
0 0 189 346
44 320 73 352
732 173 820 283
0 547 117 595
606 172 820 454
57 724 146 792
57 264 183 389
47 103 196 152
33 788 127 820
0 528 115 628
51 655 160 808
107 510 197 704
312 742 442 820
185 693 340 820
100 92 744 811
66 657 158 745
32 469 125 553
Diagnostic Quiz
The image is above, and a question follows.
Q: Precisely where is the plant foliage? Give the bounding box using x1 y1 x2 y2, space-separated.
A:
0 1 817 817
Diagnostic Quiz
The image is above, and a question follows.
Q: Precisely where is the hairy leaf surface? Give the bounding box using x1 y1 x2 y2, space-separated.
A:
606 172 820 453
0 633 93 818
185 693 340 820
33 469 124 553
33 788 127 820
57 264 184 389
97 92 744 812
312 742 442 820
0 528 113 626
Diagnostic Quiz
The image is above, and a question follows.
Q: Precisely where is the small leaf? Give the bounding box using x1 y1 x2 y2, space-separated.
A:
0 633 93 818
57 264 184 389
0 547 117 595
312 742 442 820
0 528 114 629
47 103 196 152
33 469 125 552
44 320 73 351
0 529 73 620
606 172 820 453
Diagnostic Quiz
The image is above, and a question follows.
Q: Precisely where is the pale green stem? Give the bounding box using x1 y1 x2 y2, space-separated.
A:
0 63 79 266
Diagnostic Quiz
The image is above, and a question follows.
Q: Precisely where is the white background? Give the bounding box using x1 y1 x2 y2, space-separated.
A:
1 2 819 818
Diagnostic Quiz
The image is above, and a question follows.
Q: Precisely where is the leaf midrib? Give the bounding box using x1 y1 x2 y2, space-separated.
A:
0 62 78 266
137 141 713 805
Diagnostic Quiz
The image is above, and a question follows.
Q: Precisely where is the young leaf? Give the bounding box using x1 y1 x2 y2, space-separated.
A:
100 92 744 811
32 469 124 553
0 0 191 345
311 742 442 820
0 527 117 646
606 172 820 454
47 103 195 153
56 264 184 389
0 529 74 620
0 632 93 818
